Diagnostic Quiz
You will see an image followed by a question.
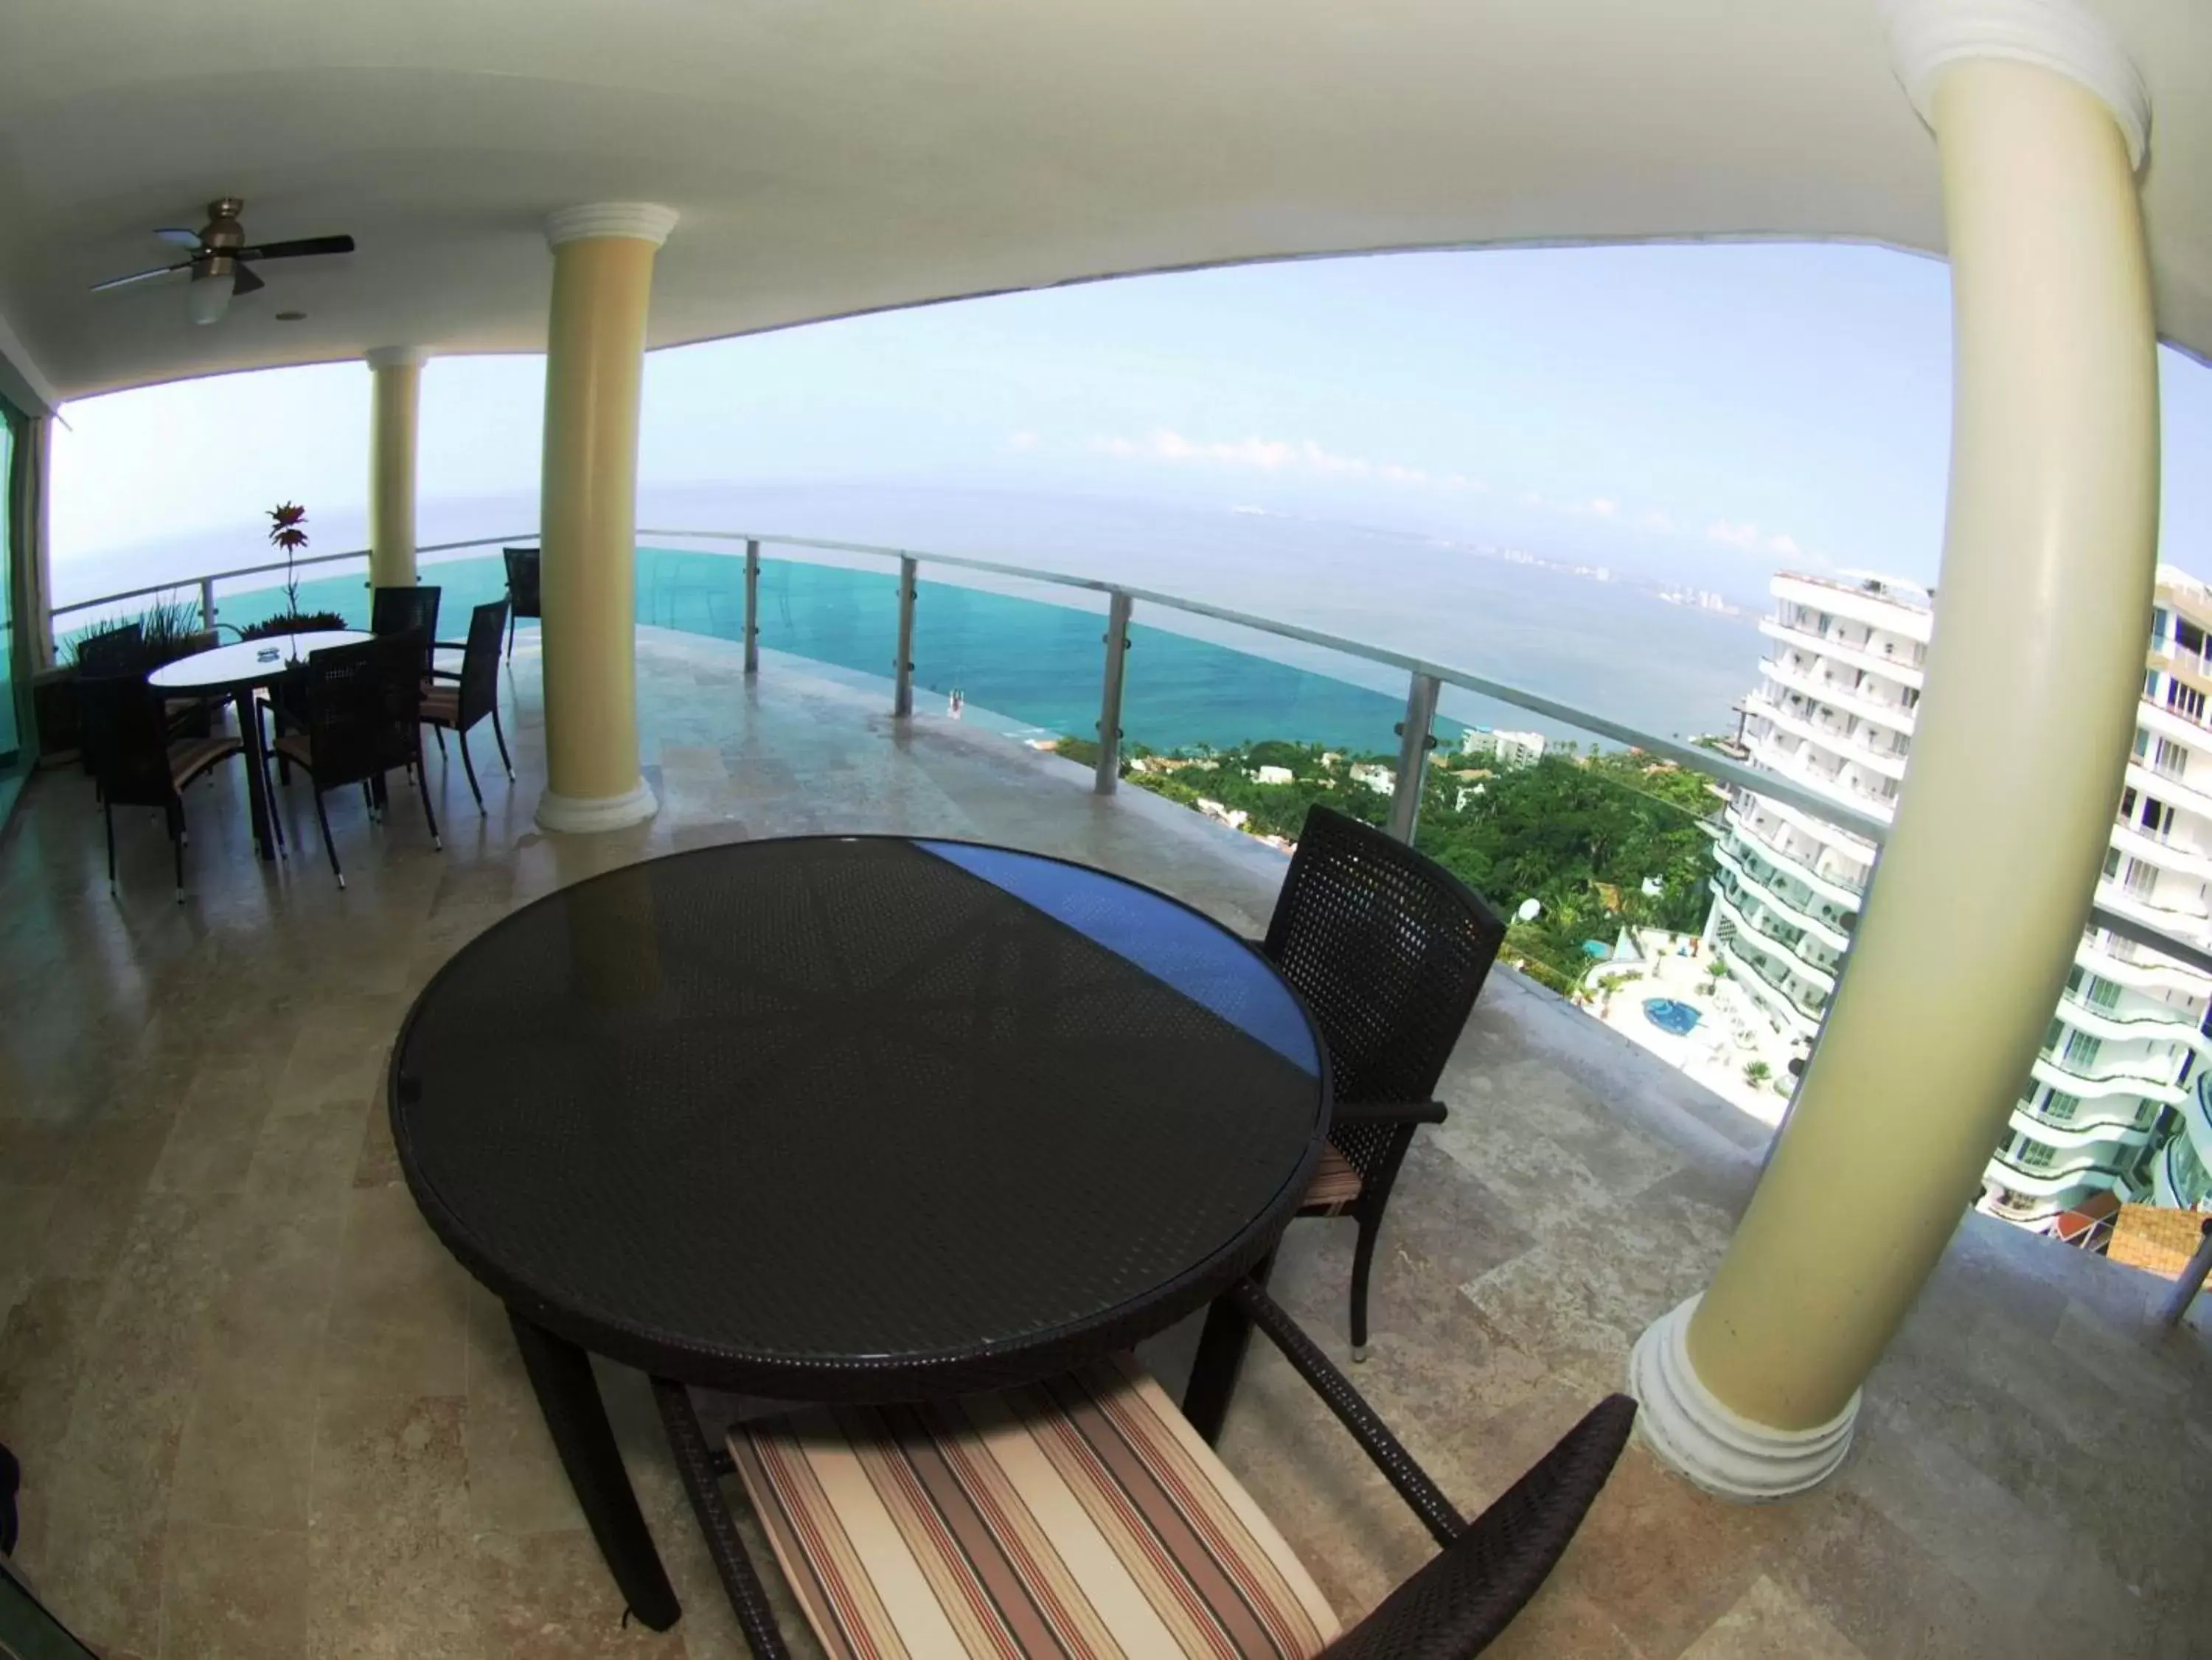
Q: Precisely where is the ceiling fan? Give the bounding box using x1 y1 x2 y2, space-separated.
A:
89 198 355 325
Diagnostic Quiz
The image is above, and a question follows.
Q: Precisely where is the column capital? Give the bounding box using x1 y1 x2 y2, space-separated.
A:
1883 0 2149 168
364 344 427 371
544 203 680 250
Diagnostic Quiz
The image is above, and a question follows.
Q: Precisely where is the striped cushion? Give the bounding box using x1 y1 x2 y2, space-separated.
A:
1298 1145 1363 1216
730 1355 1340 1659
420 684 461 723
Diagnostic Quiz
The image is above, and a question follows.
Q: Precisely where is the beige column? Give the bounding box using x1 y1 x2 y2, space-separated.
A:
533 203 677 834
366 346 424 588
1630 0 2157 1498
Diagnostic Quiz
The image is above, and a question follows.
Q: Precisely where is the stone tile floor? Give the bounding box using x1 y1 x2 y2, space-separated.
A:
1 627 2206 1658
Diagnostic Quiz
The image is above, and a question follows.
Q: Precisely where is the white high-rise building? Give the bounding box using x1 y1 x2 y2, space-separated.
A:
1705 569 2212 1230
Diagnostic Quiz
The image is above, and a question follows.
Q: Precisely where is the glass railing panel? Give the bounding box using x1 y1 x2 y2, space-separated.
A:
907 570 1112 742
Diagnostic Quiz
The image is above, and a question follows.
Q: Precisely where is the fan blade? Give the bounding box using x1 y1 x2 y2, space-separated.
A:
231 262 267 296
90 259 192 293
153 227 204 248
232 234 355 262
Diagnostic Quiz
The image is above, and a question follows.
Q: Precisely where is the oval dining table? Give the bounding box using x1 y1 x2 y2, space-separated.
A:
149 630 370 860
387 834 1330 1631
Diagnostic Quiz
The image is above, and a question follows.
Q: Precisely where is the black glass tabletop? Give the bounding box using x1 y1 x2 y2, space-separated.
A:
389 835 1326 1396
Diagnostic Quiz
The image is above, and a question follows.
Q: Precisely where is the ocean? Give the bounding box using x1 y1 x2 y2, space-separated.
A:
55 486 1768 756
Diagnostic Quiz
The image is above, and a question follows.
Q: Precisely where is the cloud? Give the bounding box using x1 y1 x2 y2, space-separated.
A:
1588 497 1618 517
1090 429 1446 487
1765 532 1804 557
1705 519 1765 551
1641 509 1677 532
1006 430 1040 452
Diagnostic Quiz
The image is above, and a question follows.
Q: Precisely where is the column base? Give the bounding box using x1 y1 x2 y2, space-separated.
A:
535 780 658 834
1627 1296 1858 1501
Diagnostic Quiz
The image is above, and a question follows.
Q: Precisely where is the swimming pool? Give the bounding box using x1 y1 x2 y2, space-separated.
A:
1642 997 1702 1037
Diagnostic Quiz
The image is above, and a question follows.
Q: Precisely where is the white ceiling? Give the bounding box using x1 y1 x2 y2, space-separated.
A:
1 0 2206 411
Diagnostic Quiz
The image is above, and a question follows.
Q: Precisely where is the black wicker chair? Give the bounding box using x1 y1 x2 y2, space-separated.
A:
74 621 145 674
503 547 541 660
371 583 442 664
269 635 440 887
77 672 245 900
420 599 514 813
653 1276 1633 1659
1267 806 1506 1358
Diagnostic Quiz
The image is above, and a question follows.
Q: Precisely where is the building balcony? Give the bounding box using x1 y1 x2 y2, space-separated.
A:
1745 691 1912 783
1710 881 1841 995
4 571 2210 1659
1743 723 1902 822
1757 612 1927 692
1726 791 1877 896
1757 653 1919 741
2109 816 2212 886
1712 838 1854 953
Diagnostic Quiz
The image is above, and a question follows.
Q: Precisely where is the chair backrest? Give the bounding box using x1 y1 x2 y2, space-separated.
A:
75 621 145 676
504 548 542 618
371 584 442 646
1265 805 1506 1109
77 672 175 810
456 599 509 727
298 635 426 788
1316 1395 1637 1659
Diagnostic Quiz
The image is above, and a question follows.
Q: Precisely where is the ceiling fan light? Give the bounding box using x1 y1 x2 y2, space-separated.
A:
185 271 231 326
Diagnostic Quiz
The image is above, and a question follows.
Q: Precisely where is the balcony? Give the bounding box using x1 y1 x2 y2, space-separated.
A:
1757 654 1918 741
1746 691 1912 784
4 598 2207 1659
1710 881 1841 995
1712 839 1854 953
1757 611 1929 691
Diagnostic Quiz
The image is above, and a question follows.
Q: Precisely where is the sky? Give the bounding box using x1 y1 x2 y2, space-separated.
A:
47 241 2212 598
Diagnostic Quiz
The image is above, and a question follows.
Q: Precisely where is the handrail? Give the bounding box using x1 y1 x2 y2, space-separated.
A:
47 533 534 620
49 520 2212 981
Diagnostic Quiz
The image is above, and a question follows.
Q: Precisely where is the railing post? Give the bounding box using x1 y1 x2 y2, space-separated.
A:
1095 591 1133 795
2156 1218 2212 1327
892 556 918 718
743 539 760 675
1387 672 1441 843
198 576 218 635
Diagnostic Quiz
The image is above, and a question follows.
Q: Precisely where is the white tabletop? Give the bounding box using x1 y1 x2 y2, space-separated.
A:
147 630 373 693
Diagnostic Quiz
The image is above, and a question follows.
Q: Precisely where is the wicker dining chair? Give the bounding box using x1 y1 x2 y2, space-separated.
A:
503 547 541 660
371 583 442 667
1267 806 1506 1359
655 1277 1634 1660
269 635 440 887
420 599 513 813
74 621 145 675
77 672 245 900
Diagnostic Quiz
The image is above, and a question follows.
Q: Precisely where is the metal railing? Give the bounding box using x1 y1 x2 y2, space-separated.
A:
46 534 528 637
49 521 2212 981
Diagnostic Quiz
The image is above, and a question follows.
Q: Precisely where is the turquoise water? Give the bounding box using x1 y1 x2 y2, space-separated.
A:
229 547 1451 757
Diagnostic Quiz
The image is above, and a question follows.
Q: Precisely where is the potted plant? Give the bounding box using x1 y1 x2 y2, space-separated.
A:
234 502 348 639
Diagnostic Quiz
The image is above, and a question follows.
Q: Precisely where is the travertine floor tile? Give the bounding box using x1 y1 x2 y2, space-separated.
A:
0 632 2202 1660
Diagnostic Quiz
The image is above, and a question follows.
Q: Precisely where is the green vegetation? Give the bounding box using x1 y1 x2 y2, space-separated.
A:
1057 736 1724 994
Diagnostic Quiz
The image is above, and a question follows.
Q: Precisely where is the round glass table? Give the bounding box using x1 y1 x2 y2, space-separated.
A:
389 834 1326 1629
149 630 369 860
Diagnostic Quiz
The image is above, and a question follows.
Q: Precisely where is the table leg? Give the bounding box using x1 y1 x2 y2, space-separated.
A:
508 1311 682 1631
233 688 277 862
1182 1247 1276 1445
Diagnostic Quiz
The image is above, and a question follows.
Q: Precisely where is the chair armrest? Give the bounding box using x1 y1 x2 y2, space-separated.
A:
433 638 467 652
1317 1392 1637 1660
1331 1099 1448 1126
1231 1277 1464 1547
428 668 462 682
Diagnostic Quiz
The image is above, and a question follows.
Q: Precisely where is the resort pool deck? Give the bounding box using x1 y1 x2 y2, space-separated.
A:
0 627 2205 1659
